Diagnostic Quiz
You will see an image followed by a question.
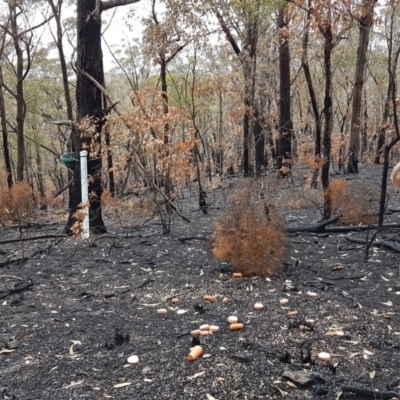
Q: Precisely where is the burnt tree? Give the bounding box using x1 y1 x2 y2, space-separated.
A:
347 0 375 173
277 6 292 161
64 0 139 234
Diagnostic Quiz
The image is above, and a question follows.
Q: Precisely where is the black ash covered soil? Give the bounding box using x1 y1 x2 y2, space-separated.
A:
1 165 400 400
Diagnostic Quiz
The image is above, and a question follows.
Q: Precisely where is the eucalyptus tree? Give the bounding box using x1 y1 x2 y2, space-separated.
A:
377 1 400 226
296 0 352 218
47 0 74 124
0 32 13 188
374 3 400 165
0 0 52 182
141 0 207 214
347 0 376 173
64 0 140 234
207 0 277 176
277 4 292 163
46 0 79 207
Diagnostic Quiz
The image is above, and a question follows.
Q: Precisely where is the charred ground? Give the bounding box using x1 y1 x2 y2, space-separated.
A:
1 165 400 400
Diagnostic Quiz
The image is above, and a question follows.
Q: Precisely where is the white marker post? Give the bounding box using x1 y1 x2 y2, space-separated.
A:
80 150 90 239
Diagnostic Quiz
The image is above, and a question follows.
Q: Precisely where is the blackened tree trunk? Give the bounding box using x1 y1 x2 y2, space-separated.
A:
48 0 74 124
321 23 333 220
65 0 140 234
0 67 13 188
301 0 321 188
254 105 265 176
65 0 106 234
243 93 251 176
278 6 292 160
347 0 375 173
213 6 261 177
47 0 76 204
374 8 399 165
9 2 27 182
378 6 400 226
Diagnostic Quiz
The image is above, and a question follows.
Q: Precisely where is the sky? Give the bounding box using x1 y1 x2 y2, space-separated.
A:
31 1 154 71
101 2 149 70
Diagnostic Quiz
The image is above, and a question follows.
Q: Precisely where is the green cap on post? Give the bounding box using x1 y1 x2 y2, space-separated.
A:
60 152 78 170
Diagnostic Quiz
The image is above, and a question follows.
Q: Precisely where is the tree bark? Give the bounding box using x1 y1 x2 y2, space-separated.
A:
47 0 76 206
9 3 27 182
64 0 139 234
375 6 399 164
347 0 375 173
278 6 292 160
301 0 321 188
0 67 13 188
65 0 107 234
254 105 265 176
213 6 260 177
321 23 333 220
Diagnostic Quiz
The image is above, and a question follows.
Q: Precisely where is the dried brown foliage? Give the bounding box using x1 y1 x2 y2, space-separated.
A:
213 184 287 277
71 201 89 237
101 189 157 218
328 178 377 225
390 162 400 188
0 181 35 224
298 152 326 170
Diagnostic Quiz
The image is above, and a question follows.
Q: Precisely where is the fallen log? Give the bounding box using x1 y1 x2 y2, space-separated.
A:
323 223 400 233
286 216 340 233
346 236 400 253
288 217 400 234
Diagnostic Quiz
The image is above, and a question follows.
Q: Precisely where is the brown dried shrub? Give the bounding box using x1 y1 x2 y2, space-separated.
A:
298 153 327 170
328 178 377 225
213 186 287 277
101 189 157 218
0 181 35 224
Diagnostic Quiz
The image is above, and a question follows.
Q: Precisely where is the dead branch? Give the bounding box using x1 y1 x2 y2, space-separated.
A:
346 236 400 253
178 236 209 242
53 178 73 198
0 275 24 281
0 234 66 245
133 278 154 289
297 223 400 234
325 223 400 233
0 280 34 299
0 257 29 268
364 227 382 260
150 181 191 224
48 120 75 127
341 385 399 400
286 216 340 233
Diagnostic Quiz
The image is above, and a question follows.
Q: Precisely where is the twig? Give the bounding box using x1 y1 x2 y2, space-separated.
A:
335 288 361 308
53 178 73 198
178 236 209 242
0 275 24 281
364 227 382 260
347 236 400 253
341 385 399 400
0 280 34 300
0 257 29 268
133 279 155 289
150 182 191 224
0 234 66 245
320 274 366 281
